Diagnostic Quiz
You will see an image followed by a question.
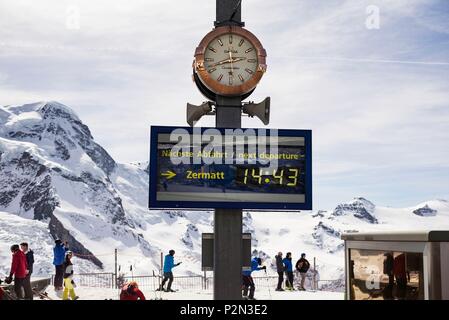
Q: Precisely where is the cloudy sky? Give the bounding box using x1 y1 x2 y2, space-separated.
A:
0 0 448 209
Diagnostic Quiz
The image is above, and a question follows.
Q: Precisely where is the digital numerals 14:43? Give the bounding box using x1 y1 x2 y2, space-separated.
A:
243 168 299 186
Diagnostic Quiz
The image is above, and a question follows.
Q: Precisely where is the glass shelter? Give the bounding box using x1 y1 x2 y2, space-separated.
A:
342 231 449 300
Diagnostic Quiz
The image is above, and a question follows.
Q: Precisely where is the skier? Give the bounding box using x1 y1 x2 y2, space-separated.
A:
53 239 69 290
275 252 285 291
283 252 294 290
20 242 34 300
120 281 146 300
158 249 182 292
295 253 310 290
242 257 266 300
62 251 79 300
5 244 28 299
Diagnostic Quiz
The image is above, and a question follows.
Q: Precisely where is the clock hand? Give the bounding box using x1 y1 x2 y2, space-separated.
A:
207 57 246 68
230 57 247 63
208 58 232 67
229 47 234 75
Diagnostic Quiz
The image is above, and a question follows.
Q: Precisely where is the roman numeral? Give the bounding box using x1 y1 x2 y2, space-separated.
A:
229 35 233 44
245 68 253 74
238 74 244 82
205 58 214 62
208 47 217 53
217 74 223 82
247 59 256 63
229 74 233 85
245 48 253 53
238 39 245 47
208 68 217 73
217 38 223 46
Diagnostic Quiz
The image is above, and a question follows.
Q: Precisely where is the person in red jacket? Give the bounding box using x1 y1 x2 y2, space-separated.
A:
5 244 28 299
393 253 410 299
120 281 146 300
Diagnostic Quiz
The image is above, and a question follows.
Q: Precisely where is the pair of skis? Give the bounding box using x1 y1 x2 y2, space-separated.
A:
0 288 52 300
32 288 53 300
152 270 179 300
152 270 163 300
1 287 15 300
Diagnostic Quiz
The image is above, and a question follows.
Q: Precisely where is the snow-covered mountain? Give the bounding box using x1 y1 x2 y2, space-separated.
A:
1 101 449 286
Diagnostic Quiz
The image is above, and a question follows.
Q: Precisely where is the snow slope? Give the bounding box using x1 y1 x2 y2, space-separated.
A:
0 210 97 276
1 101 449 287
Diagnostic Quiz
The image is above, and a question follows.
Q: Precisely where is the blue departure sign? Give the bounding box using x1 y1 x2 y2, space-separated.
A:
149 126 312 210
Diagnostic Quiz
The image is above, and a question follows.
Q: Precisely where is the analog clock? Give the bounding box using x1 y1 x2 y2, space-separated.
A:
193 26 267 98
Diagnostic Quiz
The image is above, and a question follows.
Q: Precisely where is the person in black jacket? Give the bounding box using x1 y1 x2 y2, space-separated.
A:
20 242 34 300
275 252 284 291
295 253 310 291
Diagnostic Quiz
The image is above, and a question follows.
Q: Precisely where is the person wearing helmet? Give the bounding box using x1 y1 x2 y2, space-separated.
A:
53 239 69 290
158 249 182 292
120 281 146 300
62 251 79 300
242 257 266 300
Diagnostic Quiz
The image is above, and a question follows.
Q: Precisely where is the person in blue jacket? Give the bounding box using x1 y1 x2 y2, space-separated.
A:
283 252 294 290
242 257 266 300
159 249 182 292
53 239 69 290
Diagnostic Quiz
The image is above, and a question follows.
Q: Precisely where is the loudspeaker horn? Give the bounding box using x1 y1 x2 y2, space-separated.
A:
242 97 270 125
186 101 213 127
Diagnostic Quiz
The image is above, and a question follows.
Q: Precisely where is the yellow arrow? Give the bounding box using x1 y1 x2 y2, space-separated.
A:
161 170 176 180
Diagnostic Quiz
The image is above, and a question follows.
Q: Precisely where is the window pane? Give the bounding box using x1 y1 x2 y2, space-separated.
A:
349 249 424 300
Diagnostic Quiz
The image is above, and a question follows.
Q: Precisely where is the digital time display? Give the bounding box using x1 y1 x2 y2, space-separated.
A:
148 126 312 210
236 167 300 187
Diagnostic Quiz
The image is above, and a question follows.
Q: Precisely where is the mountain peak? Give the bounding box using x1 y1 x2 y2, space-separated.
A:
413 204 437 217
37 101 81 121
3 101 80 122
332 197 378 224
0 101 115 175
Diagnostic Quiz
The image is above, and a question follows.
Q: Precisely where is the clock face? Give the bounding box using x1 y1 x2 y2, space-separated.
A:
203 34 258 87
194 26 267 97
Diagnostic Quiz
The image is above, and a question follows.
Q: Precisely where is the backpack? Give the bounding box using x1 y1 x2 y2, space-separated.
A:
298 259 310 272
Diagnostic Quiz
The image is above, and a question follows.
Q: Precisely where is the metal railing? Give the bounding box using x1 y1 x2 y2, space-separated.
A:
51 272 116 288
122 275 210 291
49 272 342 292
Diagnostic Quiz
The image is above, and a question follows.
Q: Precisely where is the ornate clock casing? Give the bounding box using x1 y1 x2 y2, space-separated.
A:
193 26 267 99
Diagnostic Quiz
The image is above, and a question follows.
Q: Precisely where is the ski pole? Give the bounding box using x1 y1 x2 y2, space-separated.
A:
285 271 293 290
264 269 272 300
152 270 158 300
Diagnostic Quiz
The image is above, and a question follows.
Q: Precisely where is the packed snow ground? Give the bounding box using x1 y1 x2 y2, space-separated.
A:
43 286 344 300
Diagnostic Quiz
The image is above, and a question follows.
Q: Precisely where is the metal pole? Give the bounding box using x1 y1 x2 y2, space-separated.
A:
160 252 163 276
313 257 317 291
215 0 243 27
114 248 118 289
213 1 244 301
